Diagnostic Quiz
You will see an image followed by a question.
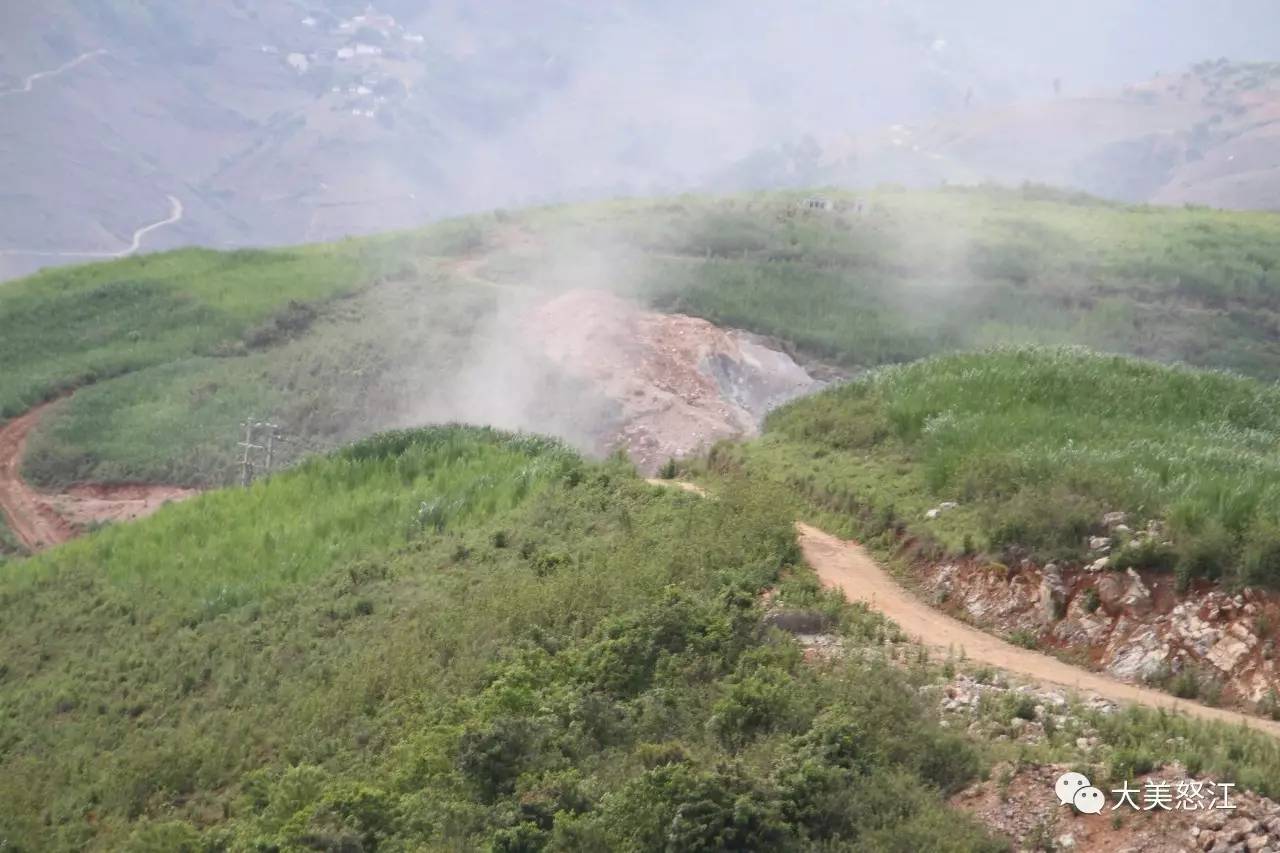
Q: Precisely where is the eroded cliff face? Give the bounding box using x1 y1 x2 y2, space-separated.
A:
524 289 818 472
920 518 1280 712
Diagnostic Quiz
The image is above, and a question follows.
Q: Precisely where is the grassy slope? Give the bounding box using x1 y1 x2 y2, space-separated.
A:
0 427 1006 852
4 186 1280 493
727 347 1280 589
4 426 1280 850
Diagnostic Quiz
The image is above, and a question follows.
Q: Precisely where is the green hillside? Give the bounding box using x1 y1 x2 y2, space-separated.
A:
4 186 1280 504
5 424 1280 850
726 347 1280 590
0 427 1005 851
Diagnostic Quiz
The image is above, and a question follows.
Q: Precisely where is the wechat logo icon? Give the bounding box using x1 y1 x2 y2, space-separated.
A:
1055 771 1105 814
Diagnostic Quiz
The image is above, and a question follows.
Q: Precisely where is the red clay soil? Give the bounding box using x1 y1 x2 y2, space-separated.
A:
0 400 197 552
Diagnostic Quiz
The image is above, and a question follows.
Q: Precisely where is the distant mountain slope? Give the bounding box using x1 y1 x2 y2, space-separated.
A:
3 1 1277 281
794 61 1280 210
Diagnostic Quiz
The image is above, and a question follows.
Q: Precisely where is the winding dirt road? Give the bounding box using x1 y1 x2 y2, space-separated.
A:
0 400 197 552
0 195 184 260
0 49 106 98
795 522 1280 738
644 480 1280 737
0 402 75 549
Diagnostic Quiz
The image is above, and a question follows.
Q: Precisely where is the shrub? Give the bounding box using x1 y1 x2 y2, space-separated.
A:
1083 587 1101 613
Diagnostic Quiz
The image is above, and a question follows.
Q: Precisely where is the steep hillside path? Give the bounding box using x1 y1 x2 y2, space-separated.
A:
0 49 107 98
0 399 197 552
795 522 1280 739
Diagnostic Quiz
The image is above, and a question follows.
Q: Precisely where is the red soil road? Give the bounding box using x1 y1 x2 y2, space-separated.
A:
796 522 1280 740
0 400 197 552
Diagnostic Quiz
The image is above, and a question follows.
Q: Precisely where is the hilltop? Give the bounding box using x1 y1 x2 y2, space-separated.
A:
3 185 1280 555
5 189 1280 848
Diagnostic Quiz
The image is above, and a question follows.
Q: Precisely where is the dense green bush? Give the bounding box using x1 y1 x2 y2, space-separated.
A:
0 431 997 850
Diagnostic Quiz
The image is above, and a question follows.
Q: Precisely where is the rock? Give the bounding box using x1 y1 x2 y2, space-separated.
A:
1247 835 1269 851
1106 621 1169 680
1225 816 1257 841
1090 536 1113 552
1086 556 1110 572
1102 511 1128 529
1040 566 1069 620
1120 568 1153 614
1097 573 1127 610
1206 627 1257 672
925 502 959 520
1199 831 1217 851
763 609 831 634
1055 834 1076 850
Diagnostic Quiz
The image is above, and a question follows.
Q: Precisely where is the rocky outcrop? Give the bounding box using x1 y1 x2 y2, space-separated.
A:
917 518 1280 713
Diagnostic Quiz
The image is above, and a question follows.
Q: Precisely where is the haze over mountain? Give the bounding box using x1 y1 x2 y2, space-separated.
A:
1 0 1278 281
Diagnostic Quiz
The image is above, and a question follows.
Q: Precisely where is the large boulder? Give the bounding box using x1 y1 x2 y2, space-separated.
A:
762 609 831 634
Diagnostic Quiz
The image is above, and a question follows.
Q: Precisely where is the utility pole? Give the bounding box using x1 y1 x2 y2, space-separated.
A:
238 419 261 487
237 418 284 486
262 422 282 478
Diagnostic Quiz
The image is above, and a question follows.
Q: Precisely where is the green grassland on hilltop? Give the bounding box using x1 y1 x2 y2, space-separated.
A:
4 185 1280 511
721 347 1280 592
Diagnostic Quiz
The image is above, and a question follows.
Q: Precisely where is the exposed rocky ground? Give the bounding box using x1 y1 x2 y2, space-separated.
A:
954 759 1280 853
767 603 1280 853
525 289 817 473
919 510 1280 716
938 673 1280 852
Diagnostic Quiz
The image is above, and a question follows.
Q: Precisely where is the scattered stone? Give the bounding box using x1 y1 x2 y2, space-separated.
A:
763 609 830 634
1102 511 1128 529
925 501 959 520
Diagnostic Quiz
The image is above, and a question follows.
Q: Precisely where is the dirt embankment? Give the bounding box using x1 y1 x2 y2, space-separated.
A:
795 522 1280 739
0 399 197 553
526 289 817 472
646 474 1280 737
916 523 1280 716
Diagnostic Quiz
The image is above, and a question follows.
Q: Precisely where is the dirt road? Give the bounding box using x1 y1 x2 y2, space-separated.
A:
0 194 183 260
0 402 75 549
0 400 196 552
796 522 1280 738
0 49 106 98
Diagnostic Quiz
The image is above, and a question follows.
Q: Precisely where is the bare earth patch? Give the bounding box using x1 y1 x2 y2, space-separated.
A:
526 289 816 472
0 399 197 552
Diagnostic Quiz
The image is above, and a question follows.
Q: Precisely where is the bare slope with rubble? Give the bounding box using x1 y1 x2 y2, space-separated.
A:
526 290 817 472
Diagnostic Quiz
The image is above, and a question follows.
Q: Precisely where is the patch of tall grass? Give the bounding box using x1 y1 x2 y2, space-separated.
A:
764 347 1280 586
4 426 576 618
